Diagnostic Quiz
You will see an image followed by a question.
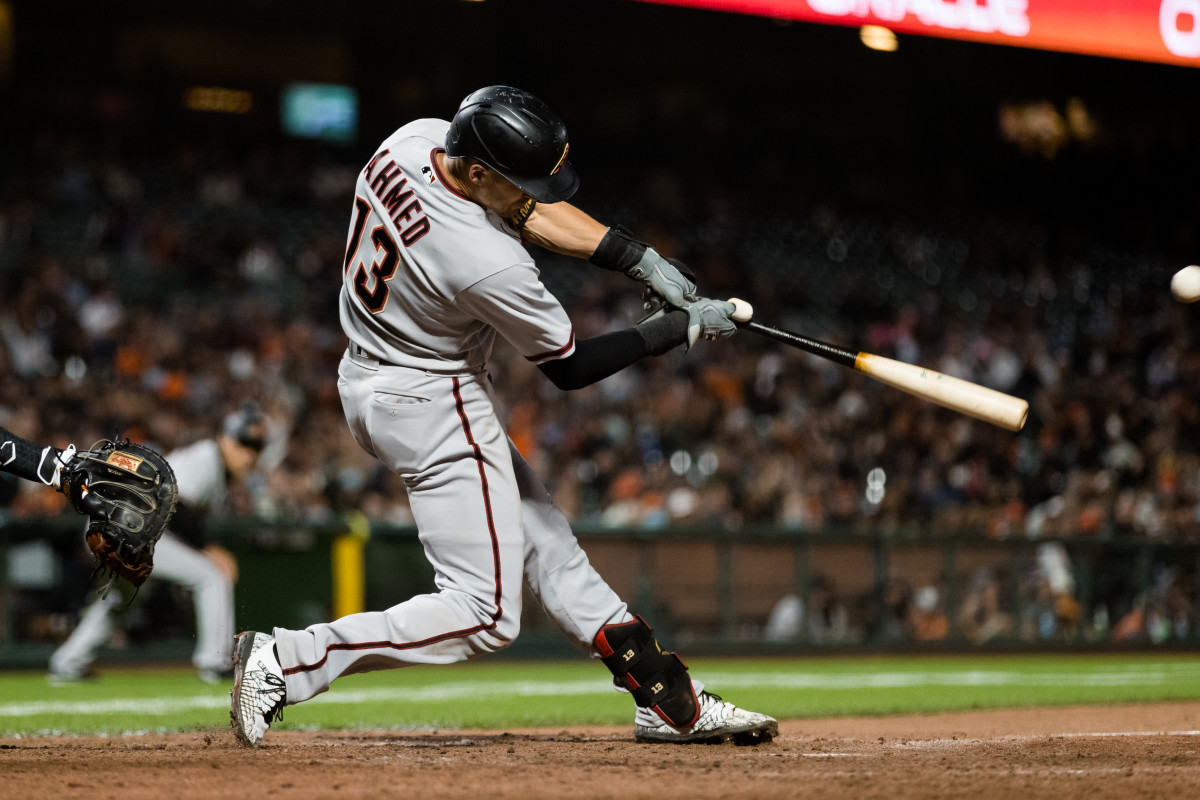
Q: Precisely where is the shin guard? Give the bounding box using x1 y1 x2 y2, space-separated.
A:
595 615 699 729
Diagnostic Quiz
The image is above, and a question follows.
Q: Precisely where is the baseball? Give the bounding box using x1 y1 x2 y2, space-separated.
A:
1171 265 1200 303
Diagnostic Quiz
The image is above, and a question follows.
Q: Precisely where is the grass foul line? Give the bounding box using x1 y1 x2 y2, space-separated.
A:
3 664 1199 718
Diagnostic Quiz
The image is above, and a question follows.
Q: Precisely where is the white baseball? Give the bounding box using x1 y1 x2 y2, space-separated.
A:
728 297 754 323
1171 265 1200 303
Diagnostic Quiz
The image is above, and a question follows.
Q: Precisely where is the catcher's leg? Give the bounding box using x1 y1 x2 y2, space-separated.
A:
150 533 235 675
48 590 121 682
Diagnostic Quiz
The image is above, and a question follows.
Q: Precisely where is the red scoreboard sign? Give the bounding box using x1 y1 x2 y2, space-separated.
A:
634 0 1200 67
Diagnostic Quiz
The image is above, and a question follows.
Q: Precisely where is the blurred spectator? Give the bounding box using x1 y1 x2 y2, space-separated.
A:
764 594 803 642
957 566 1014 644
908 576 950 642
1112 566 1194 644
764 574 850 644
867 577 914 643
1019 542 1081 640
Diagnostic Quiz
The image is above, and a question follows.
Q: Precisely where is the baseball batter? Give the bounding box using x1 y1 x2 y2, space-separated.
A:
49 407 266 683
232 86 776 746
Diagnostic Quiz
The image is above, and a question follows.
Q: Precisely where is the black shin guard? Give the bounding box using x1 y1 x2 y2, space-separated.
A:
595 615 699 729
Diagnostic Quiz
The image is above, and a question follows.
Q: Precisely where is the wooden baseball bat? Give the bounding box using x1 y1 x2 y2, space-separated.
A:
726 298 1029 432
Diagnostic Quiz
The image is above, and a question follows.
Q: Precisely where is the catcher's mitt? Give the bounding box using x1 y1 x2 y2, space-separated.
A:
60 440 178 587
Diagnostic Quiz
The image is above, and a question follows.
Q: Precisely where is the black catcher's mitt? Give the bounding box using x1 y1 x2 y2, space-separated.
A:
60 440 178 587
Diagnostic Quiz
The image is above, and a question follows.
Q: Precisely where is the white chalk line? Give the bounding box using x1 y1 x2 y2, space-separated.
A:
887 730 1200 749
3 663 1200 718
787 730 1200 766
1020 730 1200 739
800 753 873 758
768 766 1194 779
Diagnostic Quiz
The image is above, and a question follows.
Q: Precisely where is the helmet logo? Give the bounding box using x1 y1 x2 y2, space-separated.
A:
551 143 569 176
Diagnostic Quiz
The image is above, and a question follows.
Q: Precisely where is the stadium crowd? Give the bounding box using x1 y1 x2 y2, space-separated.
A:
1 97 1197 647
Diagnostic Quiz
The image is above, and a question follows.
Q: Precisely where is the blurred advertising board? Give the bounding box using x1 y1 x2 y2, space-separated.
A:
635 0 1200 66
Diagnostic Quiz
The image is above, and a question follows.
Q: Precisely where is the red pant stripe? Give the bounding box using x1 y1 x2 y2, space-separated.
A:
283 377 505 676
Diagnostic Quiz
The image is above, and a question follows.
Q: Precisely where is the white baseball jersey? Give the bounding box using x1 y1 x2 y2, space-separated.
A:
166 439 227 509
339 118 575 372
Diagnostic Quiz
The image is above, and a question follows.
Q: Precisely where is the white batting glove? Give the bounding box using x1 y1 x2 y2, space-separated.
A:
36 444 76 489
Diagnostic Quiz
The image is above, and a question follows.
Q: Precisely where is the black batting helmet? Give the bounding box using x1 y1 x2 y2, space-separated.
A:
445 86 579 204
222 401 267 452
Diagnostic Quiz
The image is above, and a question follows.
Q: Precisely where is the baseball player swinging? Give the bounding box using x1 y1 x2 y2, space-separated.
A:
232 86 776 746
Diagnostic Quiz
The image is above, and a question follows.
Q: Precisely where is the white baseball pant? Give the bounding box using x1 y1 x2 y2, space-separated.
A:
272 353 631 704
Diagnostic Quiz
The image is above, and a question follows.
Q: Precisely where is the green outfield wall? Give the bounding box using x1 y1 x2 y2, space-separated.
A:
0 515 1196 668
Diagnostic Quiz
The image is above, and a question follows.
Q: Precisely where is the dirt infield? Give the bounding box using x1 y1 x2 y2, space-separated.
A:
2 703 1198 799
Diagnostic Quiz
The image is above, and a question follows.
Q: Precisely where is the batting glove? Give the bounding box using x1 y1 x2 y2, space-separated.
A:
627 246 699 309
683 297 739 350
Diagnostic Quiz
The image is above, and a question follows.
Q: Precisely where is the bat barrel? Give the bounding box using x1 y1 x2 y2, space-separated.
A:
742 321 1029 432
854 353 1029 431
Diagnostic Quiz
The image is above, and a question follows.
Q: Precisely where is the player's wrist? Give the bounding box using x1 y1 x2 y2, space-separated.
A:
37 444 76 490
635 309 689 355
589 226 646 273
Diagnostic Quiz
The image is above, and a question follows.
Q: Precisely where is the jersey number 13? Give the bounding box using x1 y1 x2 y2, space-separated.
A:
344 196 401 315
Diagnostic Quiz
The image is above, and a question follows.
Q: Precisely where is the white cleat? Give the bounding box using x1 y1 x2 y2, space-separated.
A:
230 631 286 748
635 691 778 745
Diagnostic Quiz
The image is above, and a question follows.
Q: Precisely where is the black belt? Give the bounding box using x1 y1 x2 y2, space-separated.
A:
349 343 397 367
349 342 485 377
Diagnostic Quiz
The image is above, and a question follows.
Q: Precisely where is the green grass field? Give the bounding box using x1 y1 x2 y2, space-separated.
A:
2 653 1198 737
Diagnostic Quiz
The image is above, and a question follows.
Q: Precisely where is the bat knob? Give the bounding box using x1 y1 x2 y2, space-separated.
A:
728 297 754 323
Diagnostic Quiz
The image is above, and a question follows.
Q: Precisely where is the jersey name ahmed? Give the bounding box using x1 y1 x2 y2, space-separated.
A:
339 118 576 374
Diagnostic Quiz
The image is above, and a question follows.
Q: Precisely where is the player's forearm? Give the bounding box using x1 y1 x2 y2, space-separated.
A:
0 425 57 484
521 205 698 315
536 310 688 390
520 201 609 258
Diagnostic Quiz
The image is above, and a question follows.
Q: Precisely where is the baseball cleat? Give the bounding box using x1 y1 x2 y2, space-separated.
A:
47 667 98 687
230 631 286 747
634 691 777 745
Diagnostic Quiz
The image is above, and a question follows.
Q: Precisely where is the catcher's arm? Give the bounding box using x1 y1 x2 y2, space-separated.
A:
0 424 77 490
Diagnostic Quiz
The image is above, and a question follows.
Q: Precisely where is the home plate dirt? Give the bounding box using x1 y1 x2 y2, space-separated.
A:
2 703 1198 799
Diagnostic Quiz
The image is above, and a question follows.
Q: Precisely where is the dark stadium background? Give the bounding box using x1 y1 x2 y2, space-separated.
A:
1 0 1198 665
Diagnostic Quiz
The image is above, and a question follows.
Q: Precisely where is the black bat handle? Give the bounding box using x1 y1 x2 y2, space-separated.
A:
743 321 860 369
